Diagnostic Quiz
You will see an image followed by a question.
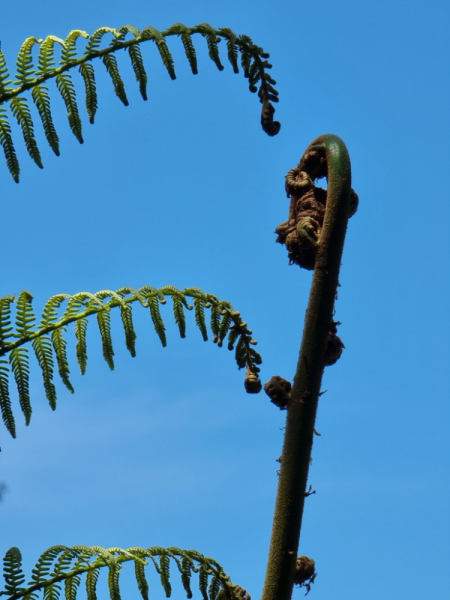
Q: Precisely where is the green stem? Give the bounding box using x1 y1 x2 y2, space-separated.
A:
261 134 352 600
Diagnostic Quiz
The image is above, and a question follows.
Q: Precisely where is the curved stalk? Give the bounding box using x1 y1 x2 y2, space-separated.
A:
261 134 353 600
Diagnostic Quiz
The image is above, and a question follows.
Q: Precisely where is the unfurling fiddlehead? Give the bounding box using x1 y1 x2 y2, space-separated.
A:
0 545 250 600
0 286 262 438
0 23 280 182
261 135 358 600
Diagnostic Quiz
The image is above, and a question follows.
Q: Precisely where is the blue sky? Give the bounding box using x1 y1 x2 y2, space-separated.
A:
0 1 449 599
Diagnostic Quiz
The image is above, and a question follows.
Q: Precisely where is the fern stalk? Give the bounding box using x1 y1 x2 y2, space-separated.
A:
261 134 353 600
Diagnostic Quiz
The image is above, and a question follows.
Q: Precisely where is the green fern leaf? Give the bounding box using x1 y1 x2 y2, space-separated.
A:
0 50 12 95
0 359 15 437
226 326 239 351
31 546 68 584
180 557 193 599
31 85 60 156
3 546 26 594
43 580 61 600
10 97 43 168
198 564 209 600
0 295 15 348
55 73 83 143
117 25 141 39
171 294 186 339
128 45 148 101
208 575 222 600
84 27 119 54
107 564 121 600
75 317 88 375
133 561 149 600
196 24 224 71
51 327 74 393
102 55 129 106
210 304 220 344
234 335 247 369
0 108 19 182
14 37 41 85
85 567 100 600
148 297 167 347
217 29 239 74
61 30 89 64
158 554 171 598
217 309 232 348
96 310 115 370
37 36 64 74
78 63 97 124
119 304 136 357
9 348 31 424
31 336 57 409
193 296 208 342
64 574 81 600
15 291 35 337
142 28 176 80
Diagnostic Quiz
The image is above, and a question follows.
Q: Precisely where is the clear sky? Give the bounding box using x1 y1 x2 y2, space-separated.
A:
0 1 449 599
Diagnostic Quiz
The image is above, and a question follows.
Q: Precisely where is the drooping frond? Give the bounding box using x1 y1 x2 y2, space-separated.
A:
0 285 262 437
0 23 280 181
0 546 248 600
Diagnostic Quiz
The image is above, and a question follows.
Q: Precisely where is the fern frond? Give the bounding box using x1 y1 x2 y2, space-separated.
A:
196 24 224 71
0 108 19 181
102 55 128 106
0 23 280 180
0 546 240 600
10 97 43 168
55 73 83 143
0 285 262 436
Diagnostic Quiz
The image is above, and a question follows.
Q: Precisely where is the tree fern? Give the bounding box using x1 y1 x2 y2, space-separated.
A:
0 285 262 437
0 23 280 181
0 546 248 600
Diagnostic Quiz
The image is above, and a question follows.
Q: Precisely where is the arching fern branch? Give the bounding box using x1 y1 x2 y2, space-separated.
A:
0 286 262 438
0 23 280 182
0 545 250 600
